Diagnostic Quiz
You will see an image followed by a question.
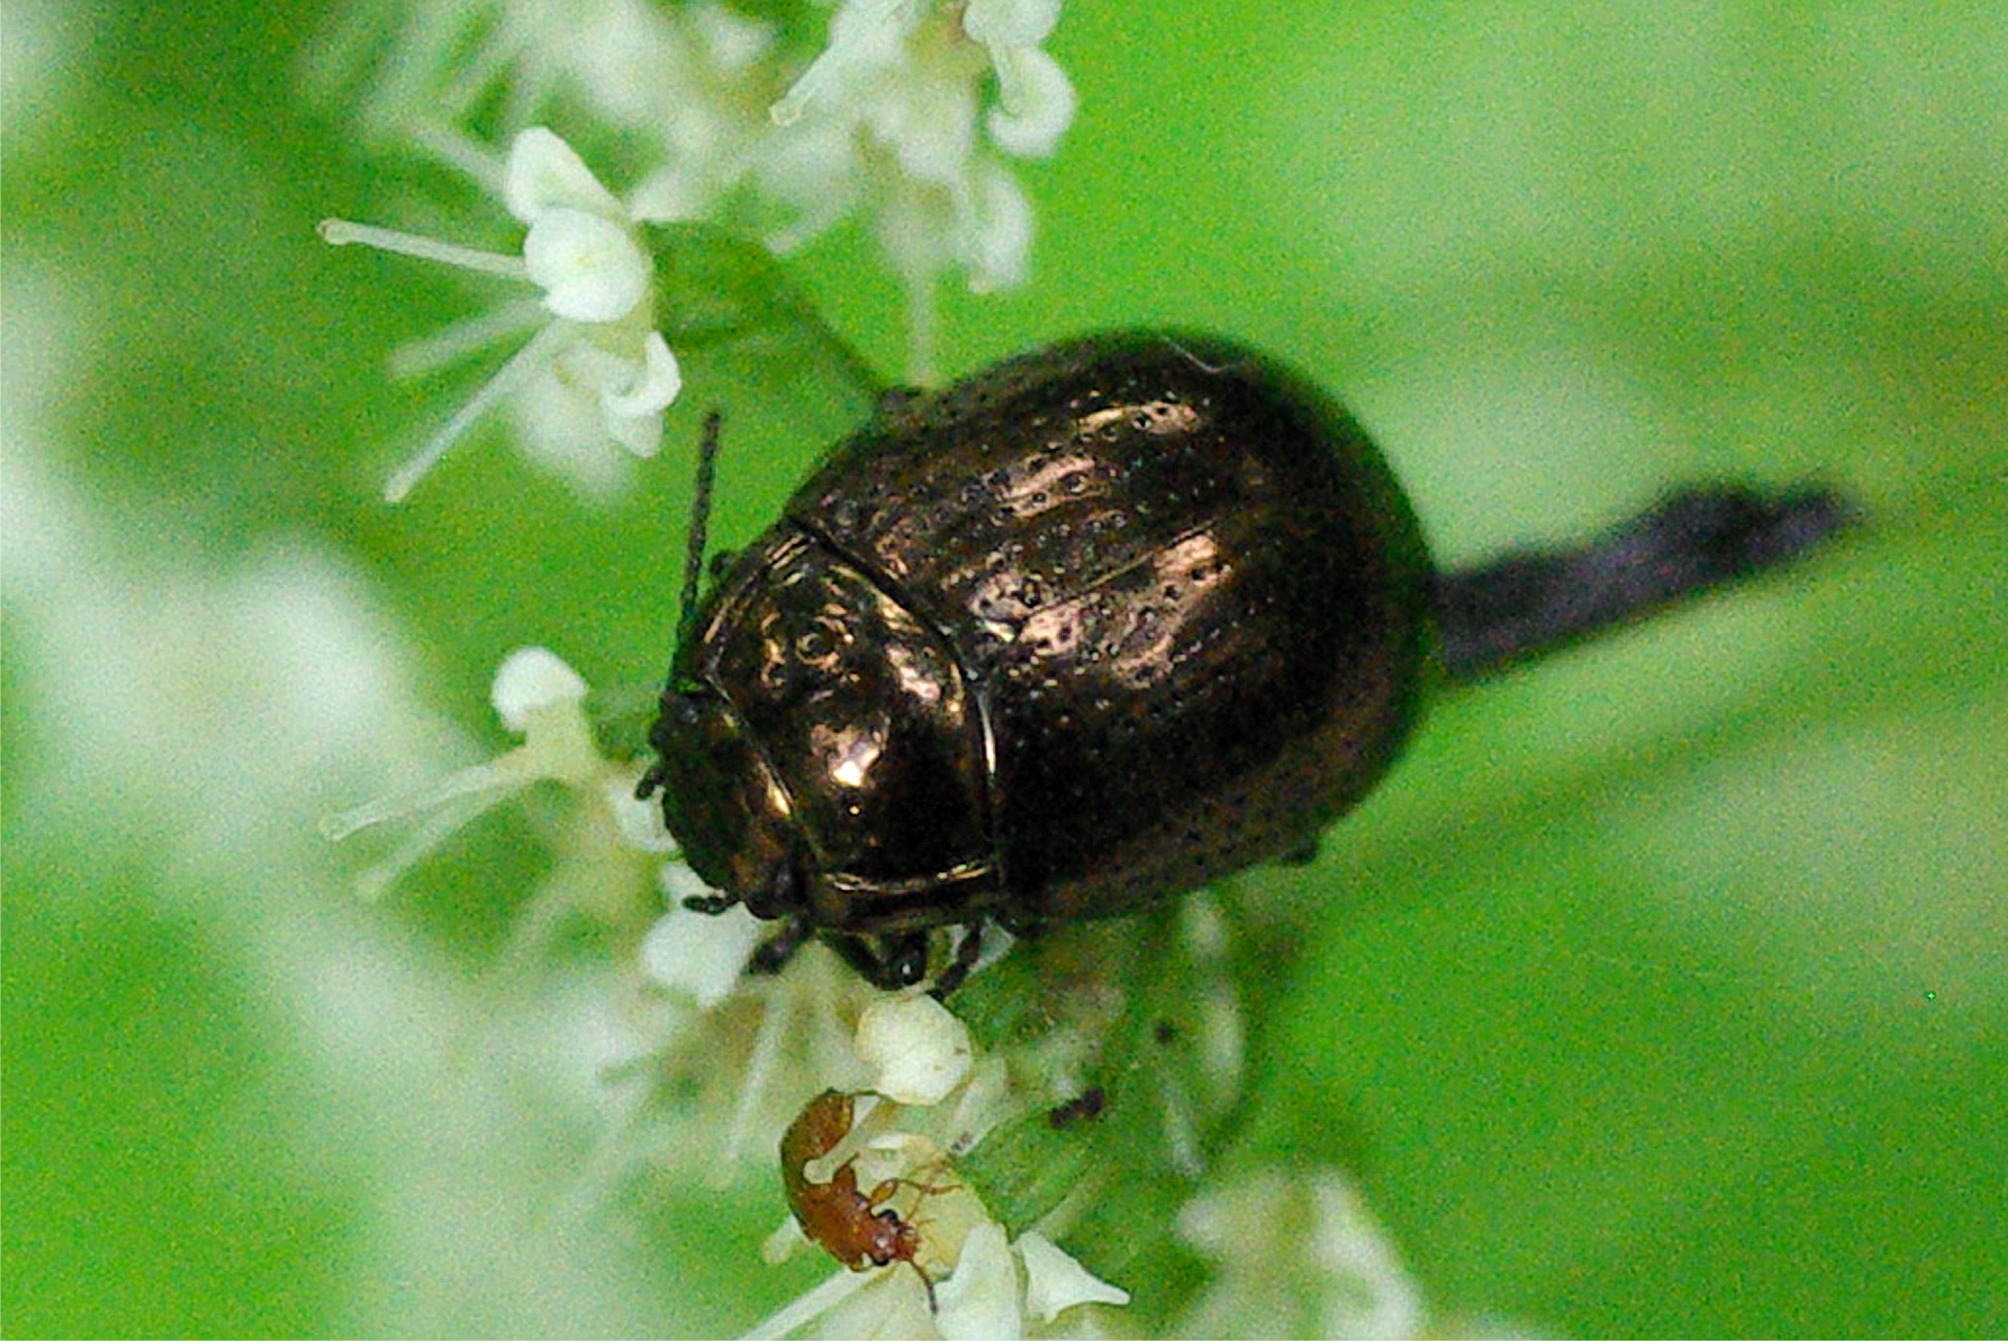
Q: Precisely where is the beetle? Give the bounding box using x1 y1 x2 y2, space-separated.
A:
642 331 1430 990
781 1088 937 1304
639 331 1849 992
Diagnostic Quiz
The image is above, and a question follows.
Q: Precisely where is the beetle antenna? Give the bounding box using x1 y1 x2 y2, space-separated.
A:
673 410 724 674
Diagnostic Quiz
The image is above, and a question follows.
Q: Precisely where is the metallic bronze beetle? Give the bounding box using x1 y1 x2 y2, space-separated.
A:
643 332 1428 988
640 331 1847 991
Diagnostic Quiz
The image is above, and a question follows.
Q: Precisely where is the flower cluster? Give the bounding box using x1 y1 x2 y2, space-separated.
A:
1173 1168 1428 1339
321 645 673 907
759 0 1076 370
746 996 1132 1340
312 8 1449 1337
320 632 1448 1339
319 0 1077 492
322 129 678 500
324 655 1135 1338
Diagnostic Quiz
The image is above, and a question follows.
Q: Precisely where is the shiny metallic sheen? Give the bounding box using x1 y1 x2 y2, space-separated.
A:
650 331 1435 981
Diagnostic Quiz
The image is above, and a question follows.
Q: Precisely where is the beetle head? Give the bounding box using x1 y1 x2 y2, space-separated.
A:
647 683 809 922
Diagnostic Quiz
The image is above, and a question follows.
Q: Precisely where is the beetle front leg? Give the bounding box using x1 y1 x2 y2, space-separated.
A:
928 924 985 999
749 915 814 975
830 931 932 990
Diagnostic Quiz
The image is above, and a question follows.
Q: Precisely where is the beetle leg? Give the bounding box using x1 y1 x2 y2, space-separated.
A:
634 765 662 801
1277 836 1321 867
831 931 932 990
749 915 813 974
682 891 739 915
927 923 985 999
874 385 925 417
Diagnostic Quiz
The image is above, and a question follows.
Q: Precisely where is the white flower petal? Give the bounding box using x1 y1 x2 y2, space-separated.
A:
856 994 973 1104
769 0 916 125
813 1267 937 1340
741 1266 878 1341
659 860 717 908
491 646 588 732
523 207 650 323
985 46 1076 159
692 2 776 73
760 1215 810 1266
961 162 1033 292
604 774 676 853
1016 1231 1130 1324
506 363 640 500
602 330 682 419
934 1221 1021 1341
962 0 1062 49
601 402 665 459
871 73 980 188
639 897 765 1009
503 125 626 222
1175 1168 1427 1341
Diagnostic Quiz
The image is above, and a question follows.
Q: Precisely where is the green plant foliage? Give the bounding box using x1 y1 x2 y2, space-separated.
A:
5 0 2005 1336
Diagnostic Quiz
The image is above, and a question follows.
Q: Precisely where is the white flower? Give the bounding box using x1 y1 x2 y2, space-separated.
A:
321 644 665 901
752 1212 1128 1340
321 126 680 501
317 1 781 227
856 994 975 1103
1174 1167 1428 1340
760 0 1077 377
640 890 767 1010
769 0 1074 160
748 1023 1127 1341
320 3 1077 383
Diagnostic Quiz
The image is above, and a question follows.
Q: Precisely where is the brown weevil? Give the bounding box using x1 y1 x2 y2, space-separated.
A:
639 331 1849 991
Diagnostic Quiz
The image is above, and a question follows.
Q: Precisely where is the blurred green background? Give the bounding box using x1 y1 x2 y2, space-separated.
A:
5 0 2005 1336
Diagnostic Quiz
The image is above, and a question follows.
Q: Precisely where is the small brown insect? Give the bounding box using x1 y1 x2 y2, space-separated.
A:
780 1089 936 1305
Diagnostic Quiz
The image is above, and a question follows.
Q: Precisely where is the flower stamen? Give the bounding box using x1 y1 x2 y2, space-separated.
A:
385 320 575 503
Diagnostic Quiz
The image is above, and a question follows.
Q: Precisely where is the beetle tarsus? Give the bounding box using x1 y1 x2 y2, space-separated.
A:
749 915 813 974
831 931 932 990
928 924 985 999
874 385 926 418
1278 837 1321 867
